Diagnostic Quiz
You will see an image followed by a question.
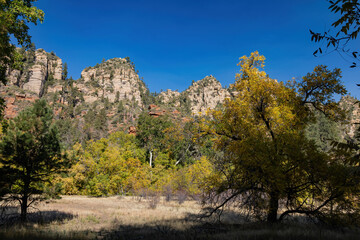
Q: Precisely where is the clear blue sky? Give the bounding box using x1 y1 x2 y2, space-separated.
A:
28 0 359 98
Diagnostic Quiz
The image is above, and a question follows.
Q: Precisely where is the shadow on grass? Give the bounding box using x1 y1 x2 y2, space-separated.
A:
2 220 359 240
0 209 82 240
99 220 360 240
1 209 75 226
1 207 360 240
0 231 93 240
27 210 75 224
98 210 360 240
98 220 226 240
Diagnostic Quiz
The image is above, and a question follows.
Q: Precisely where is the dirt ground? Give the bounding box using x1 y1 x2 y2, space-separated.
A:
1 195 360 240
0 195 209 239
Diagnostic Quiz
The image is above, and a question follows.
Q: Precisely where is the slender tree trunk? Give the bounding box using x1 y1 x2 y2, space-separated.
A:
267 191 279 223
149 150 152 167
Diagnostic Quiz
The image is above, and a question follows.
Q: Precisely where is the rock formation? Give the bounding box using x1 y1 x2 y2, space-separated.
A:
5 49 63 97
155 76 231 115
76 58 146 106
183 75 231 114
148 104 166 117
339 95 360 138
0 89 39 119
158 89 181 106
4 49 234 118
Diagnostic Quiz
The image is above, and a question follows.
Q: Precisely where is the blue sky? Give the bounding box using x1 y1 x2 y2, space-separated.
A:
28 0 359 98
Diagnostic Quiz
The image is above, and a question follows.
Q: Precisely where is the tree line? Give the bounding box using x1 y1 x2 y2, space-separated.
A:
0 51 359 224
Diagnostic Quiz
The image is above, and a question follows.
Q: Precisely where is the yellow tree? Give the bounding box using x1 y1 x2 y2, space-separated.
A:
204 52 358 223
62 132 149 196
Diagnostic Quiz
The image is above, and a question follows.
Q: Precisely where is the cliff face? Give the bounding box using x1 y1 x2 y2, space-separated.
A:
6 49 63 97
76 58 146 106
3 92 39 119
339 95 360 138
183 76 230 114
4 49 233 118
5 49 360 125
158 89 181 105
3 51 151 120
158 76 231 115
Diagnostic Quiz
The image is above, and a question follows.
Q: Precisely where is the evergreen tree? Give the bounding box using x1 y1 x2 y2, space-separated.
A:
0 100 65 221
62 62 68 81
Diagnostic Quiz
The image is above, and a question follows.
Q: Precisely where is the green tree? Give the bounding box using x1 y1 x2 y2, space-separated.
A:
0 0 44 116
125 56 136 70
115 91 120 103
136 112 173 167
0 100 65 221
58 64 84 120
62 62 68 80
162 119 203 166
94 108 108 131
305 110 342 152
203 52 358 223
117 100 125 113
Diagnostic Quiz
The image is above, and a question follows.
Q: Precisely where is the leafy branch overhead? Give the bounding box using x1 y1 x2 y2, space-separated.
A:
0 0 44 117
310 0 360 68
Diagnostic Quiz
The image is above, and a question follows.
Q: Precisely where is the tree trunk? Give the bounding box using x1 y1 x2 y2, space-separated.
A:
20 176 30 222
267 191 279 223
20 194 28 222
149 150 153 167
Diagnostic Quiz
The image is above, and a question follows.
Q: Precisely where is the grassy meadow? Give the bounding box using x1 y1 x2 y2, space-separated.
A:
1 195 360 240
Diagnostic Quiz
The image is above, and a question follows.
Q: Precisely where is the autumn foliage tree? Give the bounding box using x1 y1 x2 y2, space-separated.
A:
203 51 359 223
62 132 149 196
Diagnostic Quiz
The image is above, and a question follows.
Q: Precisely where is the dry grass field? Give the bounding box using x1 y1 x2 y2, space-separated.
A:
1 195 360 240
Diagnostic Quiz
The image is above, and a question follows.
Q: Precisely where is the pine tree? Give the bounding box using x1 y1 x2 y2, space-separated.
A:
0 100 65 221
